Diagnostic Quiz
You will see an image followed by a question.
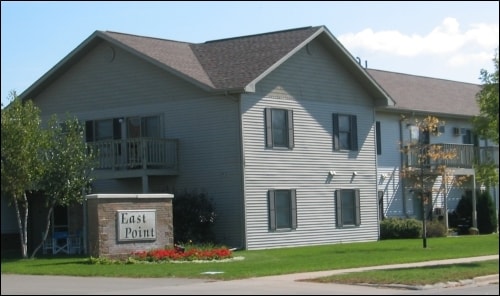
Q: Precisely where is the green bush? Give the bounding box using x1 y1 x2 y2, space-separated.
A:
380 217 422 239
425 219 447 237
454 191 498 235
172 191 217 244
477 191 498 234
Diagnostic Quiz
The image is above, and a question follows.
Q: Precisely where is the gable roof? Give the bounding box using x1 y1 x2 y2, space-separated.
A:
20 26 393 106
368 69 482 118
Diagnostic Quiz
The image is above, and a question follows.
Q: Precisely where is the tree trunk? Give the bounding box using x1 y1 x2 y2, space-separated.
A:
31 201 55 258
13 194 28 259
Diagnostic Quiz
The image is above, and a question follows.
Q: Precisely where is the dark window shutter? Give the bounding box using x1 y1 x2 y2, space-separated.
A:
85 121 94 142
291 189 297 229
351 115 358 151
355 189 361 226
288 110 294 148
265 109 273 148
376 121 381 155
332 114 339 150
473 133 479 147
335 190 342 227
268 190 276 230
113 118 122 140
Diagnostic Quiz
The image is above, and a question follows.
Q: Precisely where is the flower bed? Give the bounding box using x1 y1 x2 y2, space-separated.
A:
130 246 233 263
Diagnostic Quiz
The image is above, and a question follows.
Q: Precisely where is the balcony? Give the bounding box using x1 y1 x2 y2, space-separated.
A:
405 143 499 175
88 137 178 179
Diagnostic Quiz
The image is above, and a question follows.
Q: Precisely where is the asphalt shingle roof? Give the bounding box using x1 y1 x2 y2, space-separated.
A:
103 26 322 91
102 31 214 88
21 25 481 118
191 26 321 89
367 69 481 117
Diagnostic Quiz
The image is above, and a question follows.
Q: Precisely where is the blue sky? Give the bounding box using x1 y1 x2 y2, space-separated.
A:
1 1 498 107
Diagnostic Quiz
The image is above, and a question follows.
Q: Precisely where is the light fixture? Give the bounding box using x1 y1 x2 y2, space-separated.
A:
328 171 337 176
353 171 358 176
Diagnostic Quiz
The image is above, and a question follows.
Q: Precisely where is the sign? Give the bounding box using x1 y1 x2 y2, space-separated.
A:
117 210 156 241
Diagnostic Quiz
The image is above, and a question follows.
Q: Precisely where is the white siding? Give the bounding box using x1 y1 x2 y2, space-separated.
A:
376 113 405 217
375 111 498 220
241 39 380 250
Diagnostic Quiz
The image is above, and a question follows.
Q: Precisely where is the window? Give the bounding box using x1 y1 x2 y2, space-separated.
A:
333 114 358 151
376 121 381 155
268 189 297 230
438 125 445 134
127 116 160 138
265 108 294 148
335 189 360 227
85 118 121 142
461 129 472 145
85 116 160 142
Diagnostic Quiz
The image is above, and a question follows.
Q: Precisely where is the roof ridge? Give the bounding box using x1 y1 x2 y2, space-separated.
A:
103 30 191 44
204 26 317 44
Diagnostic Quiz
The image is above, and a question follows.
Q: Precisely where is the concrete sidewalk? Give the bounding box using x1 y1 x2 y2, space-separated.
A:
265 254 499 281
262 254 499 290
1 255 498 295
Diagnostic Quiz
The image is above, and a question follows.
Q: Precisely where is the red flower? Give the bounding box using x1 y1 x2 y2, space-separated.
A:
130 246 233 262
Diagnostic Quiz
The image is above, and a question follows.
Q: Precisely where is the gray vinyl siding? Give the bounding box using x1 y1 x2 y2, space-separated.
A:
241 40 379 250
165 95 243 248
31 40 245 248
34 42 208 117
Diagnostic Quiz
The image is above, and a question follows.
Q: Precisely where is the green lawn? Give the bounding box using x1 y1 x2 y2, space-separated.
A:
306 260 499 285
1 234 498 283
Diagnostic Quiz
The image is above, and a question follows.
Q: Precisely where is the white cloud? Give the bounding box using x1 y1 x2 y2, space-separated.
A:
338 17 499 59
448 51 495 67
465 23 500 48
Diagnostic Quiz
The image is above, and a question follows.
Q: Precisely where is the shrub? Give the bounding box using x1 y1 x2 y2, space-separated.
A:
454 191 498 235
173 190 217 244
425 219 447 237
476 191 498 234
380 217 422 239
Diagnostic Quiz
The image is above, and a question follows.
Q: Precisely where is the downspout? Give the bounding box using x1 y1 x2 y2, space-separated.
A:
83 196 88 255
374 109 380 240
472 174 478 228
400 117 409 217
237 93 247 250
443 171 449 232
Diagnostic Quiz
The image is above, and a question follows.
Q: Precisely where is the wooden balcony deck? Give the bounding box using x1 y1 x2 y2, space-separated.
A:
405 143 499 175
88 137 178 179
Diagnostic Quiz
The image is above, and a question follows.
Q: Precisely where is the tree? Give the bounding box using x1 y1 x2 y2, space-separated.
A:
472 49 499 145
1 92 46 258
31 114 96 258
401 115 462 248
2 92 96 258
471 50 499 232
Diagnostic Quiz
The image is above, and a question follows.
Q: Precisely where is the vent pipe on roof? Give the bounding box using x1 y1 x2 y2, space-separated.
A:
356 57 368 69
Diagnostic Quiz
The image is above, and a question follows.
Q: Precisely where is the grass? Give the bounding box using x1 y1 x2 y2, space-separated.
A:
306 260 499 286
1 234 498 285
